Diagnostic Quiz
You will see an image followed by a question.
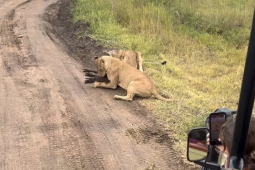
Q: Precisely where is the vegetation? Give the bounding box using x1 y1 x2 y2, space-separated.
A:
71 0 253 157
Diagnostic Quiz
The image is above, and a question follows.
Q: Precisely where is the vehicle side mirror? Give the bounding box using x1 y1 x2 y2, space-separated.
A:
187 128 209 162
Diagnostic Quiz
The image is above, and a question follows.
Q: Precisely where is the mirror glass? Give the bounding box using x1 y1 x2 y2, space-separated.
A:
188 128 208 161
209 112 226 145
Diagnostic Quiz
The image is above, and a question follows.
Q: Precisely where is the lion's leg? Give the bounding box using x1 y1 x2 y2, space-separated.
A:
114 82 138 101
93 73 118 89
93 81 117 89
127 80 153 98
114 93 134 101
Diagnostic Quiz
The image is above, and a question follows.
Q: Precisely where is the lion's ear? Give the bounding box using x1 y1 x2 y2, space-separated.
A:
120 55 125 60
117 51 124 60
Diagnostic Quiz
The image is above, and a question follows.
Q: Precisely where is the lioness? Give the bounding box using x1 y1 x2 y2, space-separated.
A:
93 56 174 102
106 50 143 72
84 50 143 84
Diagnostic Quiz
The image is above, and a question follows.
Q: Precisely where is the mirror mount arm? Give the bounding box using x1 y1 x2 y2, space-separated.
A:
194 160 222 170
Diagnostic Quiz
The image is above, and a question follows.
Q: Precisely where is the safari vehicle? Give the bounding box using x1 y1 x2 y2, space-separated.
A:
186 8 255 170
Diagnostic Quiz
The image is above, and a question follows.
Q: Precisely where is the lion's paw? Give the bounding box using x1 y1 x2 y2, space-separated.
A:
93 82 99 88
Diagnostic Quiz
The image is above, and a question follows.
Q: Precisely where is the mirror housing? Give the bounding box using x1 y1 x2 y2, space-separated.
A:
187 128 209 162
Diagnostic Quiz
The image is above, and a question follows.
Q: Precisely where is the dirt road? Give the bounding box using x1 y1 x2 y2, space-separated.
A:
0 0 192 169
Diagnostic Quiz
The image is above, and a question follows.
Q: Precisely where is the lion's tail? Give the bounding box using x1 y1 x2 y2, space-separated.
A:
153 93 175 102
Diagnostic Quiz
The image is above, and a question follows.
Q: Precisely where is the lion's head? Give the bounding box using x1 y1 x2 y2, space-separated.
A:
94 56 111 77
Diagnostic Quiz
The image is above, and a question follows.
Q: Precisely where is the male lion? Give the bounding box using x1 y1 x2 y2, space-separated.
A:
93 56 174 102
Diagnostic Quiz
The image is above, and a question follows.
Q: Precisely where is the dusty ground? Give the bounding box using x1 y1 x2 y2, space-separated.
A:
0 0 197 169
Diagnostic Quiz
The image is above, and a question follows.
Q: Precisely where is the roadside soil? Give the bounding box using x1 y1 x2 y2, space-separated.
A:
0 0 197 169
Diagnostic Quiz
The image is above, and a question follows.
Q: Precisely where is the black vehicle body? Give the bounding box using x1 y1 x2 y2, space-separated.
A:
187 8 255 170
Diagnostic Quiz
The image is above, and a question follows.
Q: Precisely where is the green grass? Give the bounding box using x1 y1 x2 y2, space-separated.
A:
71 0 252 158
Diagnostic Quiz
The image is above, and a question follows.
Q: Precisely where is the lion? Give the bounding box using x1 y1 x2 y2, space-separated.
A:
83 50 143 84
93 56 174 102
106 50 143 72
